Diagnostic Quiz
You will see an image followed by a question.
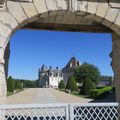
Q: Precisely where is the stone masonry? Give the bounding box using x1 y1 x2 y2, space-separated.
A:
0 0 120 119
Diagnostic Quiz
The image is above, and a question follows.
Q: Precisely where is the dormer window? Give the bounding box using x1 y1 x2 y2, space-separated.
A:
49 73 52 77
56 73 58 77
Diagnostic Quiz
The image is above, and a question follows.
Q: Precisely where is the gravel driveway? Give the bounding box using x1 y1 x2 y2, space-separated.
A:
7 88 92 104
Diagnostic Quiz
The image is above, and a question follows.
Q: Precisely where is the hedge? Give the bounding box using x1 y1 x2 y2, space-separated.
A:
66 76 78 91
90 86 113 98
80 77 96 95
58 80 65 89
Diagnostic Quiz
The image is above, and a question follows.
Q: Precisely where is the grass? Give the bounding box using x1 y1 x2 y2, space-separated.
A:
7 88 25 96
58 89 89 98
71 91 90 98
58 86 113 99
7 92 13 96
90 86 113 98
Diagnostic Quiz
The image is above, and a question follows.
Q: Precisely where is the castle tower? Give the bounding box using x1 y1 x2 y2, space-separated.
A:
62 57 80 84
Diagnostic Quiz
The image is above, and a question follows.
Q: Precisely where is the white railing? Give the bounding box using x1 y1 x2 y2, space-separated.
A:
0 103 118 120
0 103 69 120
70 103 119 120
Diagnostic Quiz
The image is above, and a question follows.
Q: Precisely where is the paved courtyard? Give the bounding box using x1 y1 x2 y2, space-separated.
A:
6 88 92 104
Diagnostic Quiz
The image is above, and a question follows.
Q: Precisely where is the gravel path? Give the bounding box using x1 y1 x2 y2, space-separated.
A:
6 88 92 104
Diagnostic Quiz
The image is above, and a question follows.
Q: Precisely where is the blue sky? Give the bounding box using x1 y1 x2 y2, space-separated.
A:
9 30 113 80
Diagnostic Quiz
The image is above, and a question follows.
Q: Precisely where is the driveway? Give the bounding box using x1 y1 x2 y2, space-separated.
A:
6 88 92 104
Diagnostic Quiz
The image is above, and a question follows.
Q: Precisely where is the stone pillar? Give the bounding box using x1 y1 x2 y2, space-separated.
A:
4 42 10 79
0 47 7 103
112 32 120 119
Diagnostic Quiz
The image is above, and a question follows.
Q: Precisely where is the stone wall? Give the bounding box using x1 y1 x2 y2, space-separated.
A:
112 32 120 119
0 1 120 119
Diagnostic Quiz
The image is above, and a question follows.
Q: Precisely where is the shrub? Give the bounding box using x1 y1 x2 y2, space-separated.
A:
7 76 15 92
66 76 78 91
80 77 96 95
90 86 113 98
58 80 65 89
15 80 22 89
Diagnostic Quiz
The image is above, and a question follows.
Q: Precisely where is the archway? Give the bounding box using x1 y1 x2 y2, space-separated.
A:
0 0 120 116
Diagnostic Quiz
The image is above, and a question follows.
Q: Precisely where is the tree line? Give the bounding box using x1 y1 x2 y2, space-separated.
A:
7 76 37 93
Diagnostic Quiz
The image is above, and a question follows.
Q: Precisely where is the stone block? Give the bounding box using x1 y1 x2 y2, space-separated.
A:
0 11 18 29
55 15 63 24
0 22 12 38
21 3 38 20
77 1 88 13
45 0 57 11
57 0 67 10
87 0 99 14
93 15 102 22
73 16 83 25
42 17 49 23
33 0 48 14
110 24 120 33
49 16 56 23
0 36 7 48
102 19 112 27
61 11 71 24
114 11 120 26
105 8 119 23
96 2 108 18
7 1 27 24
65 13 76 24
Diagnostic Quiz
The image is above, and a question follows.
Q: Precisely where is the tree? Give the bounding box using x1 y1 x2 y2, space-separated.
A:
74 63 101 85
80 77 96 95
58 80 65 89
7 76 15 92
66 76 78 91
15 80 22 89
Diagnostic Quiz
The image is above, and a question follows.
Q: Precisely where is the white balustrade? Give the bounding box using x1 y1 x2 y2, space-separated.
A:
0 103 118 120
70 103 119 120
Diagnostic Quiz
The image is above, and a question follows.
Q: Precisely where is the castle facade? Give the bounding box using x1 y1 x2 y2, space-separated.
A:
38 57 80 88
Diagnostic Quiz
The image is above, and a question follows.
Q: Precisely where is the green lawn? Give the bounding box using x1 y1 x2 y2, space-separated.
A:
58 86 113 99
7 89 24 96
58 89 89 98
90 86 113 98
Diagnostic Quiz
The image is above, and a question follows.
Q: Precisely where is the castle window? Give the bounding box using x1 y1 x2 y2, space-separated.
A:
49 73 52 77
56 73 58 77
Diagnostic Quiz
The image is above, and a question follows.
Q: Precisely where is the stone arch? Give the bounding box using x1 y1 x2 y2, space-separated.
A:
0 0 120 107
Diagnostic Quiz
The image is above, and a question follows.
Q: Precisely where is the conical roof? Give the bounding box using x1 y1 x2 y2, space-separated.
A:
41 64 48 72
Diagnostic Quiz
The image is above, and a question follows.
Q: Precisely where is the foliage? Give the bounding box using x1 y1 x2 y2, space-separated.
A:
74 63 101 85
21 80 37 88
58 80 65 89
66 76 78 91
80 77 96 95
7 76 15 92
15 80 22 89
90 86 113 98
7 76 37 93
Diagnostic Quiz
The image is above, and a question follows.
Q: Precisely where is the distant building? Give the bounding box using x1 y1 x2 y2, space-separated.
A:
38 57 81 88
97 76 113 87
38 65 63 88
62 57 81 84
